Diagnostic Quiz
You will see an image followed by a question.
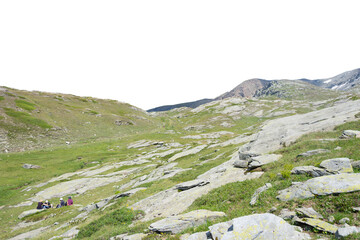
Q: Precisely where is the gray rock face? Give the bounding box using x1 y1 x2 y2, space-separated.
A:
221 213 310 240
181 131 234 139
182 232 212 240
9 201 34 208
149 210 226 234
8 226 49 240
340 130 360 139
291 166 330 177
295 207 323 219
23 163 41 169
297 149 330 157
250 183 272 205
294 217 338 234
127 140 163 149
18 209 44 219
233 159 249 168
351 160 360 169
239 100 360 155
176 180 209 191
319 158 353 174
277 173 360 201
208 221 232 240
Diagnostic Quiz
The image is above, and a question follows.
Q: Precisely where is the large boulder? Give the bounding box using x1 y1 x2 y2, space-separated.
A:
295 207 323 219
277 173 360 201
149 210 226 234
340 130 360 139
335 226 360 238
23 164 41 169
248 154 282 168
319 158 353 174
208 221 232 240
221 213 310 240
291 166 330 177
294 217 338 234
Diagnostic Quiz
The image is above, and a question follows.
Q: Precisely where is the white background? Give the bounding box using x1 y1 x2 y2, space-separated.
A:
1 0 359 110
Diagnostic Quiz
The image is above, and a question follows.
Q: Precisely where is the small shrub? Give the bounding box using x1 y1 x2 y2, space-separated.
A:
281 163 294 179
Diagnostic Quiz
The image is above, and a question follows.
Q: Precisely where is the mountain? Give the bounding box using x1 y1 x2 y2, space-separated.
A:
147 98 213 112
301 68 360 91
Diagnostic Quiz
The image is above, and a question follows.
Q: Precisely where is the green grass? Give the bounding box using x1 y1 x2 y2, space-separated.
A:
0 96 4 101
15 99 37 111
4 108 52 129
77 207 142 239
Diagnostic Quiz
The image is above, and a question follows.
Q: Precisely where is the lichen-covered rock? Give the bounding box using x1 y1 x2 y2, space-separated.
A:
335 226 360 238
149 210 226 234
221 213 310 240
297 149 330 158
294 218 338 234
319 158 353 174
295 207 323 219
248 154 282 168
168 145 207 162
277 173 360 201
279 208 296 220
208 221 232 240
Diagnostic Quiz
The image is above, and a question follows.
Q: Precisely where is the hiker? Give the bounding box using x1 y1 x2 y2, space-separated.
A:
56 198 66 208
42 200 51 209
67 196 73 206
36 200 44 209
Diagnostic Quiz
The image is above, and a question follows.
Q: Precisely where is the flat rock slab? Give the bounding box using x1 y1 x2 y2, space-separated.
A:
297 149 330 157
8 226 49 240
176 180 209 191
221 213 310 240
23 163 41 169
291 166 330 177
277 173 360 201
319 158 353 174
295 207 323 219
295 217 338 234
149 210 226 234
168 145 207 162
18 209 44 219
208 221 232 240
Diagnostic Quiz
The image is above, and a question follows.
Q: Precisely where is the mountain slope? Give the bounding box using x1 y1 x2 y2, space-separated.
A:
147 98 213 112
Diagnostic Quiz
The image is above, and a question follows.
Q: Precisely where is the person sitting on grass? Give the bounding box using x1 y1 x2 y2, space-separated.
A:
56 198 66 208
42 200 51 209
67 196 73 206
36 200 43 209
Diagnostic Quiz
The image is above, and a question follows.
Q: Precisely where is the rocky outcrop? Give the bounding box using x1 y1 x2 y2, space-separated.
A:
18 209 44 219
340 130 360 139
233 154 282 169
250 183 272 205
277 173 360 201
176 180 209 191
23 163 41 169
297 149 330 158
294 217 338 234
216 79 272 100
238 99 360 155
291 166 330 177
149 210 226 234
181 131 234 140
319 158 353 174
295 207 323 219
168 145 207 162
8 226 50 240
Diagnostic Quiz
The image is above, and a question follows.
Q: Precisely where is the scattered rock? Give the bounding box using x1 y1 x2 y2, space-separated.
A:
110 233 148 240
335 226 360 239
233 159 249 168
18 209 44 219
22 164 41 169
277 173 360 201
176 180 209 191
127 140 162 149
61 226 80 239
351 161 360 169
8 226 50 240
248 154 282 168
295 207 323 219
294 218 338 234
181 131 234 139
181 232 212 240
149 210 226 234
222 213 310 240
168 145 207 162
339 217 350 224
328 216 335 223
250 183 272 205
9 201 33 208
279 208 296 220
115 120 134 126
334 146 342 151
352 207 360 212
291 166 330 177
297 149 330 158
268 207 277 213
340 130 360 139
208 221 232 240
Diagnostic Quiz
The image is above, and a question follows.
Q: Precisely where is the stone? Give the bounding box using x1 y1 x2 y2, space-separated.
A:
295 218 338 234
9 200 34 208
295 207 323 219
319 158 353 174
61 226 80 238
334 146 342 150
268 207 277 213
115 187 147 198
233 159 249 168
208 221 232 240
279 208 296 220
339 217 350 224
238 100 360 155
149 210 226 234
127 140 161 149
23 163 41 169
181 131 234 139
168 145 207 162
248 154 282 168
176 180 209 191
250 183 272 205
297 149 330 158
328 216 335 223
181 232 212 240
340 130 360 139
221 213 310 240
351 160 360 169
18 209 44 219
335 226 360 238
111 233 148 240
291 166 330 177
277 173 360 201
352 207 360 212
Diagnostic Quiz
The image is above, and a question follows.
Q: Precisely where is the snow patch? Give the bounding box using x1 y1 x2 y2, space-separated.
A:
324 79 332 84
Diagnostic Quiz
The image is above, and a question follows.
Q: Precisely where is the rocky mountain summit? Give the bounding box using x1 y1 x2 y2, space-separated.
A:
1 78 360 240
